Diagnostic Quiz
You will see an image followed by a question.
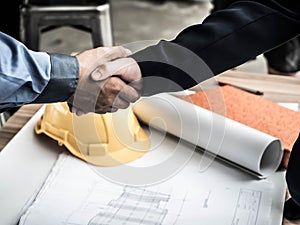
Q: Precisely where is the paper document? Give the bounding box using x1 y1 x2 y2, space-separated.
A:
0 106 285 225
133 93 283 178
179 85 300 169
19 151 273 225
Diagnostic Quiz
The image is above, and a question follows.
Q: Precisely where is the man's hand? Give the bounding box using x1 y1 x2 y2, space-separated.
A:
68 46 142 115
91 57 143 113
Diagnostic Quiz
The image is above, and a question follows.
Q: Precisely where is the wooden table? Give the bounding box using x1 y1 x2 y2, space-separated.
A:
1 70 300 225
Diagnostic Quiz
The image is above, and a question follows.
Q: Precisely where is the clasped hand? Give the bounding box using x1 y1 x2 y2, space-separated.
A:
68 46 141 115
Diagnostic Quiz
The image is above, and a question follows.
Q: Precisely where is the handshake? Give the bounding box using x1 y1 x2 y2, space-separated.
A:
69 46 142 115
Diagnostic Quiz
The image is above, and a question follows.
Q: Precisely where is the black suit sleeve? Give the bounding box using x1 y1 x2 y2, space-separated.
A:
131 0 300 96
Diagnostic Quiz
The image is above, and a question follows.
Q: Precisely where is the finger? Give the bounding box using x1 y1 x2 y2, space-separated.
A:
92 77 128 111
91 57 140 82
78 46 132 80
75 110 86 117
102 46 132 62
94 105 119 114
129 79 143 92
103 106 119 113
118 84 140 103
110 107 119 113
111 96 130 109
72 107 87 116
110 58 140 83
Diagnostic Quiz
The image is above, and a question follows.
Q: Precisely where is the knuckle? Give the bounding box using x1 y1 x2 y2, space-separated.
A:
108 97 116 106
101 97 114 106
105 46 127 60
95 47 108 56
117 46 127 56
108 84 120 94
119 101 129 109
96 64 107 75
131 91 141 102
108 78 124 93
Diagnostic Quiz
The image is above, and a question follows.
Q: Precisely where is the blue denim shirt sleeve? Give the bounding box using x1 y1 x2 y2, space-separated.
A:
0 32 79 112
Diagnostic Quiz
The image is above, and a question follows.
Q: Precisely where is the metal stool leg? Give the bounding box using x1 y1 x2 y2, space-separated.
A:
21 8 41 50
98 4 114 46
91 4 114 47
91 16 104 47
0 113 6 128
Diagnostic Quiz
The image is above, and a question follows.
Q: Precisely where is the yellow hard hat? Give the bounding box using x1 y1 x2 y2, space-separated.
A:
35 102 150 166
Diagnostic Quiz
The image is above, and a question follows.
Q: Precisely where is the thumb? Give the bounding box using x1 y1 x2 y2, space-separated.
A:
90 68 108 81
90 48 132 81
91 57 139 82
92 57 141 83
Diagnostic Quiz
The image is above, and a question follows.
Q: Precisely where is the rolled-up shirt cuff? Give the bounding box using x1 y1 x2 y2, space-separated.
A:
33 53 79 103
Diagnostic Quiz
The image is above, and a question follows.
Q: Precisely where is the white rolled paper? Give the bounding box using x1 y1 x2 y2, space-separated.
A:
133 93 283 178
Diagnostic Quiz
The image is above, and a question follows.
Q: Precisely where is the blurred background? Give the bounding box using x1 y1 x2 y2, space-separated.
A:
39 0 268 74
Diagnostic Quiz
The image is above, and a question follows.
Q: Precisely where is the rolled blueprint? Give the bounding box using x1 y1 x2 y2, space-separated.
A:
132 93 283 178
